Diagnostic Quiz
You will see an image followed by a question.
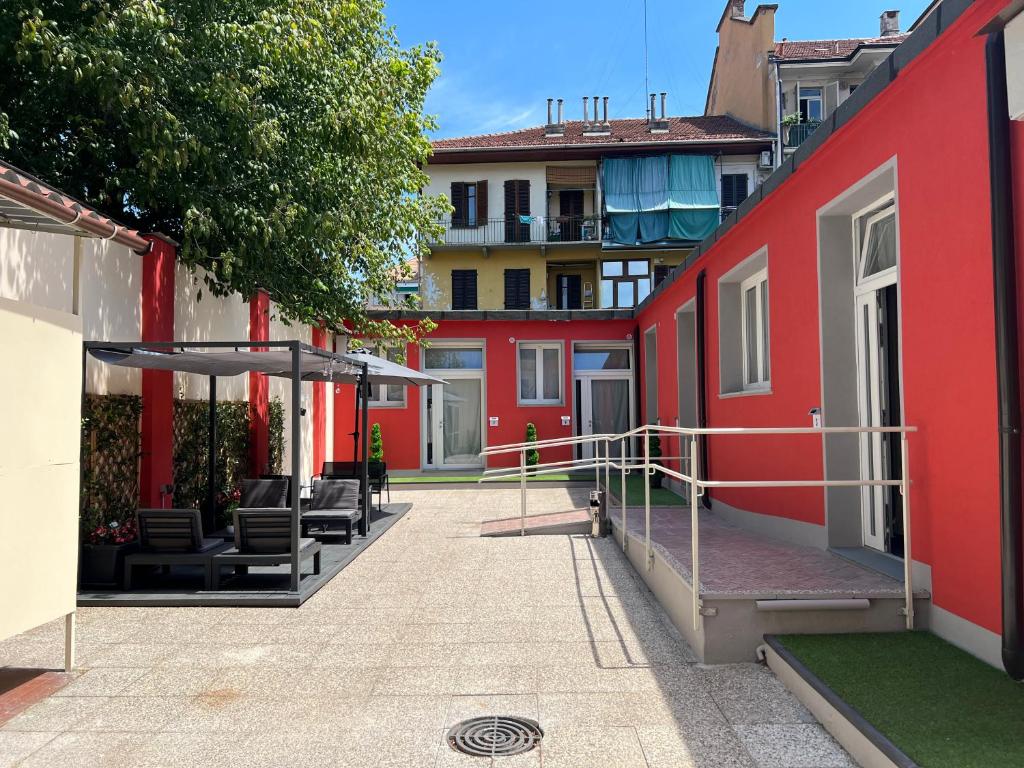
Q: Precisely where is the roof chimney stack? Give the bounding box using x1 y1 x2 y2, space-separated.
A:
660 92 667 119
730 0 746 19
584 94 610 134
582 96 590 129
602 96 610 128
880 10 900 37
545 97 565 137
648 91 669 133
649 93 656 121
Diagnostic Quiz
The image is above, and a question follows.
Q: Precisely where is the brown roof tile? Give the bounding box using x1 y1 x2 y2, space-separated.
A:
773 35 908 61
431 115 773 152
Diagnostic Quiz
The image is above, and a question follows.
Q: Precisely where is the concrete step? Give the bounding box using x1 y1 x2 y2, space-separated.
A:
480 509 591 537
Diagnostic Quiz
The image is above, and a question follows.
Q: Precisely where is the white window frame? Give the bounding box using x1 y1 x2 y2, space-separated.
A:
799 86 823 122
739 268 770 391
366 345 407 408
853 193 897 290
517 342 563 405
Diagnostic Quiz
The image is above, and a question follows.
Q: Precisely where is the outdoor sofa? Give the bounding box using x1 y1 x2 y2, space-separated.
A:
211 509 321 589
302 478 363 545
123 509 230 590
320 460 390 511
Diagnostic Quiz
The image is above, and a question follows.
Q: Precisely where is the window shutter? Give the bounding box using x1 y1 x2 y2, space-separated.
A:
517 180 530 215
476 180 488 224
504 268 530 310
451 182 466 226
453 269 477 310
721 174 748 209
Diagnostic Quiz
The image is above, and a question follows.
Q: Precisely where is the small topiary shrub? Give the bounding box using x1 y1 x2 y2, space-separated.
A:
525 422 540 466
370 423 384 461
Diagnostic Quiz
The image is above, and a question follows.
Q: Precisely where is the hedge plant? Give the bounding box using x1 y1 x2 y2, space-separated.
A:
80 394 143 544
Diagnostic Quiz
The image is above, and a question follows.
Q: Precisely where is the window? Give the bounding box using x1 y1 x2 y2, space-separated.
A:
721 173 749 215
718 247 769 395
555 274 583 309
423 347 483 370
451 269 477 310
856 202 897 282
504 179 531 243
368 346 406 407
740 269 770 389
654 264 672 288
799 87 823 122
599 259 651 308
573 346 631 370
518 343 562 404
451 181 487 228
504 268 531 310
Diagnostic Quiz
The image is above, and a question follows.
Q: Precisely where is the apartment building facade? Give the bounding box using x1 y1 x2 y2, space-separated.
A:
705 0 909 164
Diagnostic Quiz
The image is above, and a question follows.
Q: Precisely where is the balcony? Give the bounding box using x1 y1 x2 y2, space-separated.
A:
784 121 822 149
428 215 602 248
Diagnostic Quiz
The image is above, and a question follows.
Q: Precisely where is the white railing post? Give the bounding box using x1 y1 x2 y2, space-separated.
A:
520 448 527 537
604 438 610 497
900 433 914 629
620 437 628 552
595 439 602 494
644 427 652 570
690 435 700 632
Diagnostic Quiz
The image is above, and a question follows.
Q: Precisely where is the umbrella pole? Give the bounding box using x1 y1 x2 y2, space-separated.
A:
360 362 370 537
205 375 217 534
352 381 360 463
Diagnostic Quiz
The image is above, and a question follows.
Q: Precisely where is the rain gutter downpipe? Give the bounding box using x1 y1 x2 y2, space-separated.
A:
695 269 711 509
986 30 1024 680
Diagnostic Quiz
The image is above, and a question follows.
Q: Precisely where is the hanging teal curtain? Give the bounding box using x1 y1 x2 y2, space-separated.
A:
603 157 640 245
667 155 719 241
637 157 669 242
603 157 671 244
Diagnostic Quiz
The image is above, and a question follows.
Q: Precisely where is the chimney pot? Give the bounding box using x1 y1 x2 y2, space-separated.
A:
582 96 590 128
880 9 900 37
593 94 599 125
557 98 564 125
602 96 610 128
730 0 745 19
660 92 667 119
546 98 553 126
649 93 656 122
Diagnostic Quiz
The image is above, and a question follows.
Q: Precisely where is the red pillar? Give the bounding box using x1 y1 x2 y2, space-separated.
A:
139 235 176 507
248 291 271 476
312 326 327 474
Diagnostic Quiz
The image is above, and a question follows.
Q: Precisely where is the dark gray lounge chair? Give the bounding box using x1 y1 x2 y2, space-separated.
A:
211 510 321 589
320 460 389 511
240 478 289 508
302 479 363 544
124 509 230 590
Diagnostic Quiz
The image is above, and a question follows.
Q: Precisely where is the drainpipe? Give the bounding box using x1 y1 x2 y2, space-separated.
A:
695 270 711 509
986 30 1024 680
774 59 784 167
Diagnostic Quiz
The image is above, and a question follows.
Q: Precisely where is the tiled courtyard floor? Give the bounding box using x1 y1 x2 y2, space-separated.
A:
0 488 854 768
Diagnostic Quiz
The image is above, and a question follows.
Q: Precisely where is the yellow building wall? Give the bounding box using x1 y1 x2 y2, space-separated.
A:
421 249 550 310
705 5 777 132
0 297 80 643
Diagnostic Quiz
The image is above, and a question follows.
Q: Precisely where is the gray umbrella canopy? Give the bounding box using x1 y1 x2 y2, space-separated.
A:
87 345 444 386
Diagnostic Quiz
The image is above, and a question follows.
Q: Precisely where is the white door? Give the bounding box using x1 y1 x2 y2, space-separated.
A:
853 198 900 553
855 292 886 551
421 344 486 469
576 376 633 460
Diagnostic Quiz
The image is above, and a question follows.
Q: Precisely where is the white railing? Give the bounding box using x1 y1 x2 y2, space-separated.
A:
481 423 918 633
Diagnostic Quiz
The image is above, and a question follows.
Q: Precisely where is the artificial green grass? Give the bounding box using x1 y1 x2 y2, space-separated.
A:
605 472 686 507
777 632 1024 768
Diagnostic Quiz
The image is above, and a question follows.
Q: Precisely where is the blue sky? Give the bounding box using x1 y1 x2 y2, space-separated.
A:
385 0 932 139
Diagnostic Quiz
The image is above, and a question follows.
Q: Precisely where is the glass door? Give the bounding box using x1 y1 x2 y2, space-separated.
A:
422 345 486 469
441 378 482 466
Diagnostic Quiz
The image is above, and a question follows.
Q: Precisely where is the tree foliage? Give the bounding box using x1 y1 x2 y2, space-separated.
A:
0 0 446 342
370 422 383 462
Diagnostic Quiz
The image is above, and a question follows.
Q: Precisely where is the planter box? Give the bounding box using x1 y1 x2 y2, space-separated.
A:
79 541 138 589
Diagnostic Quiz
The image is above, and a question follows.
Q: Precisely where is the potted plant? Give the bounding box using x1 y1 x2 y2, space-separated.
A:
781 112 801 146
525 423 540 467
370 423 384 462
648 434 663 489
79 516 139 588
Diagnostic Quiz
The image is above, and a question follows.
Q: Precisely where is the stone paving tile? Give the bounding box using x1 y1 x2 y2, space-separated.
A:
53 667 148 697
698 664 816 725
637 724 757 767
735 724 856 768
0 488 858 767
0 731 56 768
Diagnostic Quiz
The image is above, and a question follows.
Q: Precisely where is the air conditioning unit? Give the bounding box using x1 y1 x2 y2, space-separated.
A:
758 150 773 169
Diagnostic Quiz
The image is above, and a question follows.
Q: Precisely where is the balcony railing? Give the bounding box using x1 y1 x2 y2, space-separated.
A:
428 215 602 246
784 121 822 149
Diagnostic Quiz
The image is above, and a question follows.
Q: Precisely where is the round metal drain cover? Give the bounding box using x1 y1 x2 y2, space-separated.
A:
447 716 543 757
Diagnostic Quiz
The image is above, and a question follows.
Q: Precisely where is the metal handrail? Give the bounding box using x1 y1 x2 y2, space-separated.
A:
479 423 917 634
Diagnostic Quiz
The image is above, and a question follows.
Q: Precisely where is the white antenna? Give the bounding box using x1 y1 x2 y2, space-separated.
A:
643 0 650 119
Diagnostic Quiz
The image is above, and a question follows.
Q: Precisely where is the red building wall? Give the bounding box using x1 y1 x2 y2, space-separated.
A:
333 318 636 470
635 0 1007 635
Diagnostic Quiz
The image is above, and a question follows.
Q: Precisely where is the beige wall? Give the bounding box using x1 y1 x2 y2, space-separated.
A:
705 5 777 131
81 238 142 396
173 264 250 401
268 306 313 480
421 248 551 310
0 297 81 642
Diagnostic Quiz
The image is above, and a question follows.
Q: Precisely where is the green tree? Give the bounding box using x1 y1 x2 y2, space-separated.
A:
370 422 384 462
0 0 446 343
525 422 539 467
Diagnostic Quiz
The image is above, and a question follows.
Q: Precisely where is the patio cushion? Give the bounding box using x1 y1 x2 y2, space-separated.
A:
137 509 206 552
311 479 360 511
240 478 288 508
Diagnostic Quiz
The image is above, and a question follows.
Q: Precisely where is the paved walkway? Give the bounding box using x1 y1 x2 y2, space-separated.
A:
0 488 854 768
